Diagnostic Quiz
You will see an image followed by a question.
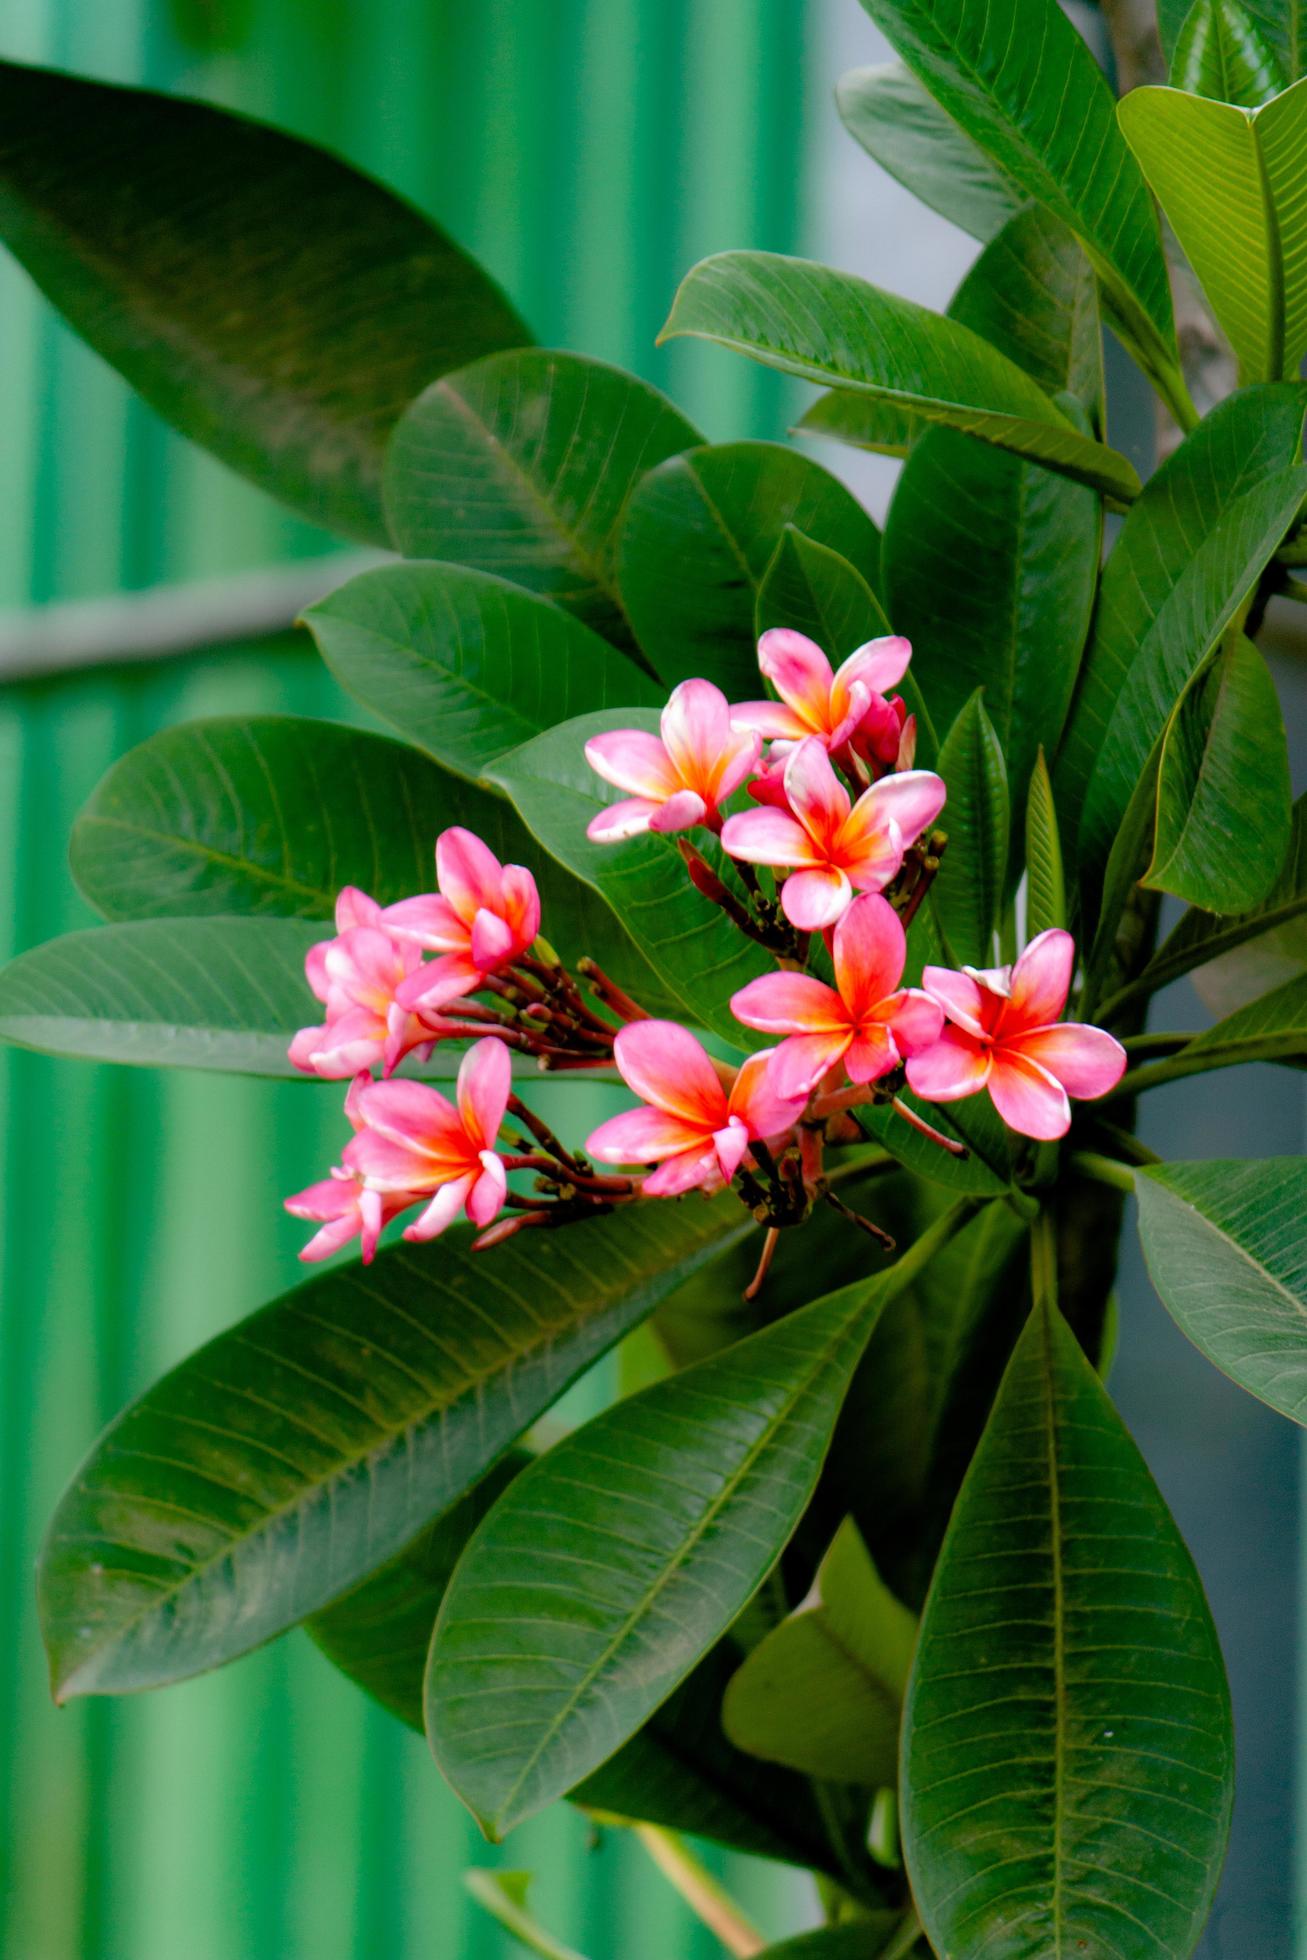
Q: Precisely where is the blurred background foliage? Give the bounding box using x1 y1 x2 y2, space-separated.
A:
0 2 1304 1957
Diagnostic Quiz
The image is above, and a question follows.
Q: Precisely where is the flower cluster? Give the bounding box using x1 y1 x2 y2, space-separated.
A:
285 627 1126 1274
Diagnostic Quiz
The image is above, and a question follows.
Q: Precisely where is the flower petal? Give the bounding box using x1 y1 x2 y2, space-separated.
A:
647 788 709 834
987 1052 1071 1140
643 1142 724 1196
660 678 732 786
905 1027 991 1102
1002 929 1075 1034
833 893 905 1016
921 966 989 1038
1015 1023 1126 1101
721 806 817 868
729 1049 809 1139
769 1029 852 1099
587 796 660 842
730 971 846 1035
436 827 507 925
500 865 541 945
836 634 912 699
780 865 852 931
395 951 483 1013
456 1036 512 1148
844 1027 899 1084
731 700 808 740
381 893 468 951
586 1106 707 1165
469 906 516 970
782 737 850 841
713 1115 752 1181
710 727 764 803
612 1019 726 1125
335 886 383 932
404 1174 476 1242
584 729 680 800
858 769 946 851
353 1076 460 1154
468 1150 508 1225
758 628 834 724
883 988 945 1056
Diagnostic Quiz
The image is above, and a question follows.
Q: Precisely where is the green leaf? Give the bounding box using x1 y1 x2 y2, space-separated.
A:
857 1095 1011 1197
1024 751 1066 939
1182 969 1307 1069
659 254 1141 503
1137 1158 1307 1425
722 1520 916 1784
1162 0 1305 77
426 1243 950 1838
1171 0 1288 105
949 204 1106 418
754 1924 903 1959
793 391 923 458
1144 633 1292 911
1057 384 1307 902
1120 792 1307 1012
836 61 1024 243
67 715 674 1013
901 1301 1233 1960
487 710 769 1043
302 562 657 786
38 1198 752 1700
753 529 937 766
0 61 527 544
930 693 1009 967
855 0 1180 392
382 350 700 649
0 917 325 1075
616 440 882 696
463 1873 589 1960
1120 76 1307 384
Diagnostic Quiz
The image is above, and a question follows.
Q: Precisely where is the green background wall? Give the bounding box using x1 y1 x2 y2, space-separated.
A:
0 2 840 1954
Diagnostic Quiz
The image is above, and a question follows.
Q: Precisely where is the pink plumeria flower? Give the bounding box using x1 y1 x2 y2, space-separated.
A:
343 1036 512 1241
289 887 435 1079
387 828 541 1015
721 736 946 931
286 1075 424 1262
586 1020 807 1195
733 628 913 760
905 929 1127 1141
585 679 761 840
731 893 943 1100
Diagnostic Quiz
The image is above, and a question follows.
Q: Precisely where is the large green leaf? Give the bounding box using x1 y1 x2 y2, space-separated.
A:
0 62 527 544
1161 0 1305 78
1024 751 1067 940
856 0 1180 393
1058 384 1307 900
1137 1158 1307 1424
1171 0 1288 105
836 61 1024 243
302 562 656 785
67 715 675 1013
426 1260 916 1838
902 1301 1233 1959
929 694 1009 967
755 1930 903 1960
0 918 324 1075
382 350 699 649
659 254 1141 503
616 441 882 696
722 1519 916 1785
487 710 769 1043
1144 633 1292 911
1120 76 1307 384
37 1197 752 1700
1177 970 1307 1070
1114 792 1307 1013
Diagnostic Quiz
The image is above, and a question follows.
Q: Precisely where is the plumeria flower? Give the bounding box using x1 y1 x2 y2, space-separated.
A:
905 929 1127 1141
721 736 946 931
585 679 761 840
388 827 540 1015
289 887 435 1079
731 893 943 1099
286 1075 424 1262
733 628 912 759
343 1036 513 1241
586 1020 806 1195
855 692 916 774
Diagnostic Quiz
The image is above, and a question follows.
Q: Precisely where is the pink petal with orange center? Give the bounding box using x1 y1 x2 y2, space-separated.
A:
770 1029 852 1099
987 1051 1071 1140
613 1019 727 1126
905 1026 992 1101
470 907 517 970
436 827 508 926
382 893 468 952
782 738 851 840
352 1077 462 1156
710 727 764 804
921 966 989 1038
731 699 808 740
469 1150 508 1225
500 865 541 945
758 628 835 724
833 894 906 1015
861 769 946 851
1015 1023 1126 1100
844 1027 899 1084
780 865 853 931
643 1141 724 1196
713 1116 751 1181
836 634 912 699
884 988 945 1055
730 1048 809 1139
586 1105 708 1165
405 1174 477 1241
660 678 733 790
456 1037 512 1149
721 805 818 868
344 1129 445 1190
584 729 680 800
1002 929 1075 1034
731 970 847 1035
395 951 483 1013
648 788 709 834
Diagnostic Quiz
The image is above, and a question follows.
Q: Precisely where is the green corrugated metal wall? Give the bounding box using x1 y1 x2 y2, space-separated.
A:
0 3 834 1954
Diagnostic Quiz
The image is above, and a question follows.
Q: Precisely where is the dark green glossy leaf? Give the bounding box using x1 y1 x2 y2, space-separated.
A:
857 1094 1011 1197
617 441 881 696
856 0 1180 391
1137 1157 1307 1425
836 61 1023 243
38 1198 752 1699
427 1238 955 1837
1120 76 1307 384
1144 633 1291 911
0 917 323 1075
1171 0 1287 104
755 1922 903 1959
722 1519 915 1784
1118 793 1307 1013
1024 751 1066 939
949 203 1105 417
382 350 699 648
902 1301 1233 1959
303 562 656 785
0 61 527 544
659 254 1141 503
930 694 1009 967
487 710 769 1043
1162 0 1305 77
1058 384 1307 902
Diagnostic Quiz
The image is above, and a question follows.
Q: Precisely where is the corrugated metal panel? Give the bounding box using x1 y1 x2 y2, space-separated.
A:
0 3 832 1954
